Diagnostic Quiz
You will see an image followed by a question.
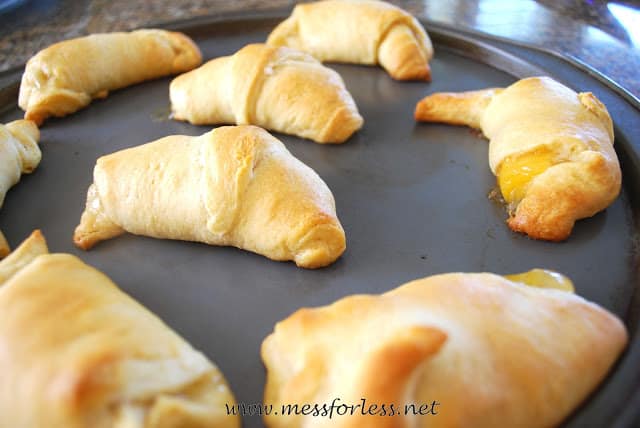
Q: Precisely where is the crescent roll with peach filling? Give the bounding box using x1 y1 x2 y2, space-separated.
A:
19 29 202 125
415 76 621 241
170 43 363 144
0 120 41 257
261 269 627 428
0 231 239 428
74 125 346 269
267 0 433 81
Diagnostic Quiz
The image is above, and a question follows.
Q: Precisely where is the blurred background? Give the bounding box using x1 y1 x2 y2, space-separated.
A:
1 0 638 96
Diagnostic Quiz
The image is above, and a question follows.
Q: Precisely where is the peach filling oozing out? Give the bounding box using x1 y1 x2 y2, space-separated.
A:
497 147 557 205
505 269 575 293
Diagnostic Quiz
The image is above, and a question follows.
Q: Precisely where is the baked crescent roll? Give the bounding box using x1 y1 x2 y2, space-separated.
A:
170 43 363 144
19 29 202 125
267 0 433 81
415 77 621 241
0 120 41 257
262 269 627 428
74 125 346 269
0 231 239 428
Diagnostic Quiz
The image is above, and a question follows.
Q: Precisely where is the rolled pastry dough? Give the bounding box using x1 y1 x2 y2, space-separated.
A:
74 125 346 269
262 270 627 428
267 0 434 81
170 43 363 143
0 120 41 257
19 29 202 125
0 231 239 428
415 76 621 241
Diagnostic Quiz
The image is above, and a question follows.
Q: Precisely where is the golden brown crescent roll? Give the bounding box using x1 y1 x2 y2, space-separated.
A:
415 76 621 241
74 125 346 269
0 119 41 257
267 0 433 81
0 231 240 428
169 43 363 144
19 29 202 125
262 270 627 428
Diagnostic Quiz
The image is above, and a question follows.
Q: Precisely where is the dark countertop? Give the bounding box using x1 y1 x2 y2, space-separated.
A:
0 0 638 99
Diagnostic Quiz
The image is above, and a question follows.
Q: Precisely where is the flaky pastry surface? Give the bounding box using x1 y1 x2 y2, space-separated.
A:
415 77 621 240
267 0 434 81
0 231 239 428
19 29 202 125
74 125 346 268
170 43 363 143
0 120 40 257
262 271 627 428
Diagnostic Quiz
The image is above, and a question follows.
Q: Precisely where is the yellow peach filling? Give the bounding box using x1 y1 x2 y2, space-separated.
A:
497 148 556 204
505 269 575 292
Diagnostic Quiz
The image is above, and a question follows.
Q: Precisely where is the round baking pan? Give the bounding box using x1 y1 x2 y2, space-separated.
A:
0 12 638 427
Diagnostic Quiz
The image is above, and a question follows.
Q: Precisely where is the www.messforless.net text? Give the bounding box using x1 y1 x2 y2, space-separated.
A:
226 398 440 418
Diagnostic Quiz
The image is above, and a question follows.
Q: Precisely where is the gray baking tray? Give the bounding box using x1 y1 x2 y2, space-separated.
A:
0 12 638 428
